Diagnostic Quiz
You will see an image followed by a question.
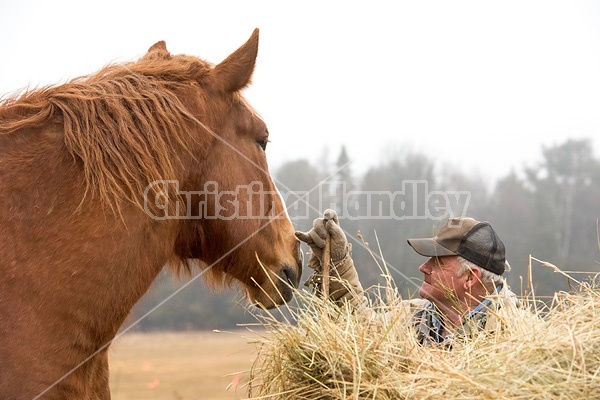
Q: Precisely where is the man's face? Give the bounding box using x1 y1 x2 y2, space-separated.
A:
418 256 466 309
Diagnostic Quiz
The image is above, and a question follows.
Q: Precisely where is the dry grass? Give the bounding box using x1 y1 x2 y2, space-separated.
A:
246 275 600 399
106 256 600 400
109 331 257 400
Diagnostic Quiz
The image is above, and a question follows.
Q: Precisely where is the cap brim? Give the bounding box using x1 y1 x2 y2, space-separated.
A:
407 238 457 257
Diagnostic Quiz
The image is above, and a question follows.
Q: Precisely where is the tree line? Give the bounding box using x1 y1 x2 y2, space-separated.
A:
127 138 599 331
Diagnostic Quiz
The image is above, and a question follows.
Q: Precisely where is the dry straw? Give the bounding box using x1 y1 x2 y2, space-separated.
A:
245 259 600 399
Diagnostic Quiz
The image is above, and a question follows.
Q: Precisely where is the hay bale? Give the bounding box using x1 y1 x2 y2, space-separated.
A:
246 279 600 399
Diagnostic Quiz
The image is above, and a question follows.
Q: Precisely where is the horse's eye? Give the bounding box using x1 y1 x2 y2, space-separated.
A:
257 137 269 151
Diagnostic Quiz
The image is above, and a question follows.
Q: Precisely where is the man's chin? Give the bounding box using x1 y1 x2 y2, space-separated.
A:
418 284 430 300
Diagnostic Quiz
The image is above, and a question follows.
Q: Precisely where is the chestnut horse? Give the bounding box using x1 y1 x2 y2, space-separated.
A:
0 29 301 399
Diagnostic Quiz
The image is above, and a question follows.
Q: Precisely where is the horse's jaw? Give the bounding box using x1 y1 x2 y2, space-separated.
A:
245 267 298 310
246 287 293 310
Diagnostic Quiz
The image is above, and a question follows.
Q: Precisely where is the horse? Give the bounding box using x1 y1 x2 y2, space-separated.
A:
0 29 302 399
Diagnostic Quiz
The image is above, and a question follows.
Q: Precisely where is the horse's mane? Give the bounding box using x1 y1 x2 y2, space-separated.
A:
0 47 212 214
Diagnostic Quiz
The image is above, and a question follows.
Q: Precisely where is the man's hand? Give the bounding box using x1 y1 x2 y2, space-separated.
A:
295 209 350 272
295 209 365 308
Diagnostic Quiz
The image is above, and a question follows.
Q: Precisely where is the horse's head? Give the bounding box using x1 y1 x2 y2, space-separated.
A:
151 30 302 309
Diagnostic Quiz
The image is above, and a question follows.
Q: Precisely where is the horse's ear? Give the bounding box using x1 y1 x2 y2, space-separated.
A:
146 41 171 60
149 41 168 52
210 28 259 93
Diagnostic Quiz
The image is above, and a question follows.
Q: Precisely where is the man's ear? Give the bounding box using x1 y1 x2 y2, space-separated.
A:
464 267 483 289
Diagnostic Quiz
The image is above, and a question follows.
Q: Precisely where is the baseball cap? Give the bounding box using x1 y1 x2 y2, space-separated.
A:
407 217 507 275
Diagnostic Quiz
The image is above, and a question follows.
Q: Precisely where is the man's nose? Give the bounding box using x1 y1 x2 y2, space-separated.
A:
419 262 430 274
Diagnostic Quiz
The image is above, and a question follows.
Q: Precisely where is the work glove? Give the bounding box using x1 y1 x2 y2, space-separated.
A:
295 209 366 308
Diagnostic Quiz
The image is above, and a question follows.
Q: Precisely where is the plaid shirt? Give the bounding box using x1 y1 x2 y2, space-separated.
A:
412 284 517 345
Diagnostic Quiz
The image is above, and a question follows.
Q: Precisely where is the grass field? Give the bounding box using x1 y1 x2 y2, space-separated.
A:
109 331 258 400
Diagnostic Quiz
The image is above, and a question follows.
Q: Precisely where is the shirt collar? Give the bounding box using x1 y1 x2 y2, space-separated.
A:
464 283 503 321
427 283 504 343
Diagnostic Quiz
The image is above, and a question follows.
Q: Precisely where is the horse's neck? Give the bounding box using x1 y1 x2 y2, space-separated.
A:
0 137 177 342
55 212 175 336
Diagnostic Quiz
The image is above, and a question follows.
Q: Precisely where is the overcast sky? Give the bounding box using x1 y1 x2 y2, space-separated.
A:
2 1 599 183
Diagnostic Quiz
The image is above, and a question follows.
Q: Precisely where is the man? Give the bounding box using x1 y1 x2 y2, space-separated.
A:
295 210 516 345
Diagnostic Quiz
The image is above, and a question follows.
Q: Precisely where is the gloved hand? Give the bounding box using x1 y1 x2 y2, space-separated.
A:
295 209 365 308
294 209 350 271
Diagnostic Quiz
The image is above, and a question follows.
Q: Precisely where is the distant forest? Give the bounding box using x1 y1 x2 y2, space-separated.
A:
126 138 600 331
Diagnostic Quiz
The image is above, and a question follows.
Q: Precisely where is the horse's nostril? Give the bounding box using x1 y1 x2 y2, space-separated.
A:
282 265 299 288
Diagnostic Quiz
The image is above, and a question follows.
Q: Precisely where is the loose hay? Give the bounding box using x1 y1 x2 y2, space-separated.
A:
246 276 600 399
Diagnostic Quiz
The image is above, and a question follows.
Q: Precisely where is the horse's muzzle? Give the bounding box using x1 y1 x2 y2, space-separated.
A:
275 246 302 304
281 264 300 289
